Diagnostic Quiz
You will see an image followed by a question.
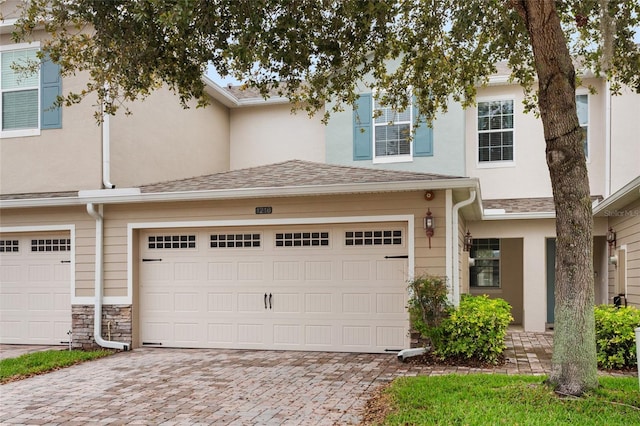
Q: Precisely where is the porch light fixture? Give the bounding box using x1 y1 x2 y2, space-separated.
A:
463 231 473 252
424 209 434 248
607 227 617 252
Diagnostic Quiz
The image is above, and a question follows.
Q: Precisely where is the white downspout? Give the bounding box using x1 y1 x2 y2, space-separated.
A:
451 190 477 307
87 203 129 350
102 86 115 189
604 81 611 198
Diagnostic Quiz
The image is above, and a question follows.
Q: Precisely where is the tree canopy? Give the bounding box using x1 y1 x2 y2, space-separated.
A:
10 0 640 119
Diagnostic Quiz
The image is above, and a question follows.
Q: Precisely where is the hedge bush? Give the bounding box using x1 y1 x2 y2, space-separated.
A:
594 305 640 369
407 275 450 347
433 294 513 365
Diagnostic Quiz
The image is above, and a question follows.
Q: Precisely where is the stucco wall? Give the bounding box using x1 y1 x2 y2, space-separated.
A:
229 104 325 170
609 87 640 195
1 33 230 194
465 79 607 199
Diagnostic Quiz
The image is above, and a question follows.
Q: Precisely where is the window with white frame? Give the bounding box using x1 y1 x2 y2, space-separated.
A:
1 44 61 138
373 96 412 160
470 238 500 288
1 48 39 133
477 100 514 163
576 94 588 158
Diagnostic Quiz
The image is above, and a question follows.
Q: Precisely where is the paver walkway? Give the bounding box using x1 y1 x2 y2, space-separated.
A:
0 331 633 425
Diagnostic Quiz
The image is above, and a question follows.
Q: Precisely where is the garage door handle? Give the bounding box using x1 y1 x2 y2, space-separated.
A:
269 293 273 310
60 260 71 263
264 293 268 309
384 255 408 259
142 258 163 262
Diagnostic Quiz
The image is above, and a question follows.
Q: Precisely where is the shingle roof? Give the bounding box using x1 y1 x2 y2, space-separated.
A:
484 195 603 214
140 160 465 194
0 190 78 201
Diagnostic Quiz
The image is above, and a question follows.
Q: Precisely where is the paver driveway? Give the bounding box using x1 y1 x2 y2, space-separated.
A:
1 348 405 425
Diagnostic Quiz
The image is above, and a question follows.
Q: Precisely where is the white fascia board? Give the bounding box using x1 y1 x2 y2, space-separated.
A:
482 211 556 220
0 19 18 35
593 175 640 216
202 75 239 108
0 178 480 209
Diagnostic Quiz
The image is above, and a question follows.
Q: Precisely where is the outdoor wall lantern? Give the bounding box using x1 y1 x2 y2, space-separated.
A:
607 227 617 252
424 209 434 248
463 231 473 252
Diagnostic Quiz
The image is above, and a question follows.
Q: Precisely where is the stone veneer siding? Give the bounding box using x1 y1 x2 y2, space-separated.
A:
71 305 132 350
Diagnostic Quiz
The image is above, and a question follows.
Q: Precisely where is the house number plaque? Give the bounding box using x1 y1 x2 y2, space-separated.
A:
255 206 273 214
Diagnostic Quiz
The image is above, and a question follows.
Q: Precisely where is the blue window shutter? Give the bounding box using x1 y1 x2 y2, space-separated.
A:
353 93 372 160
413 100 433 157
41 55 62 129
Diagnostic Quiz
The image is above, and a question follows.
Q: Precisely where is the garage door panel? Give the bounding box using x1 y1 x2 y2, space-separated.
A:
237 323 265 344
304 261 333 281
376 326 406 348
342 293 372 314
0 233 71 345
1 264 22 282
140 224 409 352
207 293 234 312
207 262 234 280
304 293 332 313
207 323 234 343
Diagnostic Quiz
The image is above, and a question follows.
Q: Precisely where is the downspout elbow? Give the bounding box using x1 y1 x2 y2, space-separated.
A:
87 203 129 351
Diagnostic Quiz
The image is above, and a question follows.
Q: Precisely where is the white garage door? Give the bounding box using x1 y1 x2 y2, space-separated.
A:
139 223 410 353
0 234 72 345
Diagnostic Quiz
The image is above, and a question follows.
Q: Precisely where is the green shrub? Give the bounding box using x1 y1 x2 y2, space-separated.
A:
594 305 640 369
433 294 513 365
407 275 450 347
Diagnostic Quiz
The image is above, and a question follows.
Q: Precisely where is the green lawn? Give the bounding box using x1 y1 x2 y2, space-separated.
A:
370 374 640 425
0 349 112 383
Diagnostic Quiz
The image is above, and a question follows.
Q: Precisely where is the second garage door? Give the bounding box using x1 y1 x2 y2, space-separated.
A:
0 233 72 345
139 223 410 353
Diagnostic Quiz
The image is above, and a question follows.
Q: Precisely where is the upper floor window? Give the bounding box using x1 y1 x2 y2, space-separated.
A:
477 99 514 163
576 94 588 158
0 44 61 138
353 93 433 163
373 96 412 161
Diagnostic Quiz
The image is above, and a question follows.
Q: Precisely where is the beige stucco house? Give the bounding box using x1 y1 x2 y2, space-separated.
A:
1 2 638 352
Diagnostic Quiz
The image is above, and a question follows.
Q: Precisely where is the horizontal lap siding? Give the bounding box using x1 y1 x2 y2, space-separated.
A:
0 206 95 297
607 198 640 306
103 191 447 297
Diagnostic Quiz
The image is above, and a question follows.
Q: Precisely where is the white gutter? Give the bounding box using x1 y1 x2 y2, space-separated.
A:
86 203 129 351
451 190 476 307
102 87 115 189
482 211 556 220
1 178 481 209
605 81 611 198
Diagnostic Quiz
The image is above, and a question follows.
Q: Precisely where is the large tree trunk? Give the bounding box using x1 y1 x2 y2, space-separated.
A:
513 1 598 395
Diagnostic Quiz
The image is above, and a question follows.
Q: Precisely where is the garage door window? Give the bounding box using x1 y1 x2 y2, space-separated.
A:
210 233 261 248
148 235 196 249
31 238 70 252
275 232 329 247
0 240 19 252
345 230 402 246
